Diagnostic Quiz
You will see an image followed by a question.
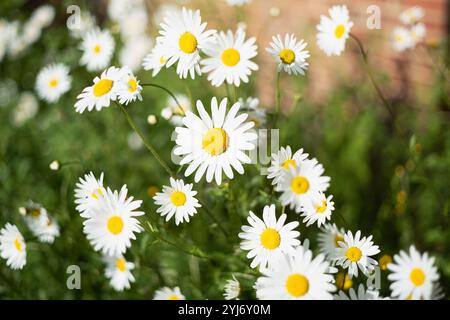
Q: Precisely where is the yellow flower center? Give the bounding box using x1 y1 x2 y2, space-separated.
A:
128 78 138 92
93 79 113 97
107 216 124 235
93 44 102 54
335 24 346 39
379 254 392 271
49 79 58 88
179 32 198 54
202 128 228 156
91 188 103 200
168 295 180 300
159 56 167 64
30 208 41 218
116 258 126 272
395 35 403 43
147 186 159 197
334 233 344 247
260 228 281 250
14 239 22 252
345 246 362 262
279 48 296 64
285 274 309 297
335 272 353 290
221 48 241 67
290 176 310 194
315 200 328 214
410 268 426 286
170 191 187 207
282 159 296 169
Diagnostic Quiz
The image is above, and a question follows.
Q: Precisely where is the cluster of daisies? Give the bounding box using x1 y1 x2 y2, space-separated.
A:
392 6 427 52
0 201 60 270
74 172 143 291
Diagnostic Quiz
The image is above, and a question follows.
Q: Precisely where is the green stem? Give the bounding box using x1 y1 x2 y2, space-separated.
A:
274 71 281 128
115 102 174 177
350 33 395 118
233 85 238 104
152 230 210 260
141 83 185 116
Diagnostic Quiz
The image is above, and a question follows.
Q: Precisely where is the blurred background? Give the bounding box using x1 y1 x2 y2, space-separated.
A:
0 0 449 299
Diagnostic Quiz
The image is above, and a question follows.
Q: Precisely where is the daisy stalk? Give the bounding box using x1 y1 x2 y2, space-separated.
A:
115 102 175 177
140 83 185 115
349 33 395 118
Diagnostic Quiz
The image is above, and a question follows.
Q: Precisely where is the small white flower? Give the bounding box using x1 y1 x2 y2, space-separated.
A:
224 275 240 300
161 94 192 126
392 27 414 52
74 66 123 113
83 185 144 257
388 245 439 300
277 159 331 213
36 218 60 244
49 160 60 171
0 223 26 270
300 193 334 227
143 43 169 77
74 172 105 218
201 29 258 87
410 23 426 46
238 204 300 271
157 7 216 79
174 97 257 185
316 5 353 56
255 245 335 300
104 255 135 292
267 146 309 187
153 178 201 225
117 67 143 105
266 34 310 76
334 230 380 278
79 28 115 72
153 287 185 300
317 223 346 259
400 6 425 25
35 63 71 103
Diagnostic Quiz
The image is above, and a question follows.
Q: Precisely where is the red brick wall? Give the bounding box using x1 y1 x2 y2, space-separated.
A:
194 0 449 107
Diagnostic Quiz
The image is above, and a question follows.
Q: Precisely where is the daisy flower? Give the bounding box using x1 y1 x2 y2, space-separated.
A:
267 146 309 187
117 67 143 105
153 287 185 300
226 0 251 6
387 245 439 300
223 275 240 300
142 43 168 77
74 172 105 218
334 284 384 300
157 7 215 79
318 223 346 259
392 27 414 52
400 6 424 26
35 63 71 103
0 223 26 270
238 97 266 128
161 93 192 126
74 66 123 113
174 97 257 185
238 204 300 270
410 23 426 46
266 34 310 76
79 28 115 72
255 245 335 300
277 159 331 212
21 200 49 231
104 255 135 292
83 185 144 257
316 5 353 56
36 217 60 244
201 29 258 87
300 193 334 227
334 230 380 278
153 178 201 225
